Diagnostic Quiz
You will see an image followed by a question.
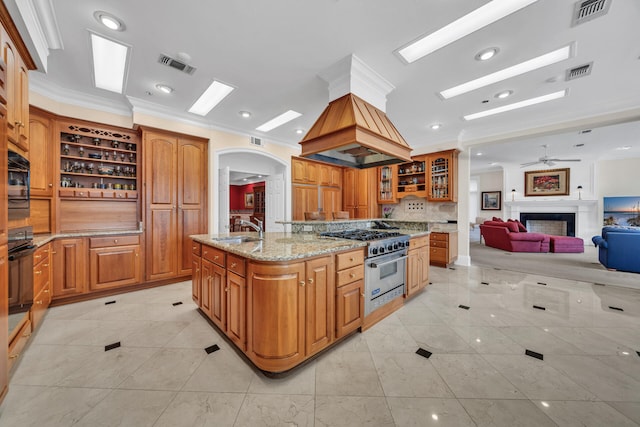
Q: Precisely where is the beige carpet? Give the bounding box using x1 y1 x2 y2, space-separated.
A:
469 241 640 289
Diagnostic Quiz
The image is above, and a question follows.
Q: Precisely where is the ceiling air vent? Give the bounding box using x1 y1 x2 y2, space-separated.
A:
572 0 611 26
158 54 196 75
250 137 263 147
565 62 593 81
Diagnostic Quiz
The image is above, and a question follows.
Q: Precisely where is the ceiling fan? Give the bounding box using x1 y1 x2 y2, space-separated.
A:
520 144 581 167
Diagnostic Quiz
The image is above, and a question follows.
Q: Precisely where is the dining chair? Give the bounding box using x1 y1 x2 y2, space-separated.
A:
304 211 326 220
332 211 349 219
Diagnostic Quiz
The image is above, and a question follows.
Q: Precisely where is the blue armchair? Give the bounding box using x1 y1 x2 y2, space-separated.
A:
592 226 640 273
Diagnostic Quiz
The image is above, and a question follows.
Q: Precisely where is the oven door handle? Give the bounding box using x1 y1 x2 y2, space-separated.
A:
369 255 408 268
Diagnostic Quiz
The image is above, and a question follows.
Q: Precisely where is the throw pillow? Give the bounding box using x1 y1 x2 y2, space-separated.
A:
492 216 503 222
515 220 527 232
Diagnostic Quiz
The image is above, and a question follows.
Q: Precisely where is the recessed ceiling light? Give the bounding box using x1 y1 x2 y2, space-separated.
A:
295 129 304 134
490 162 499 166
239 111 252 118
93 11 125 31
440 44 573 99
476 152 483 156
616 146 632 150
396 0 540 63
475 47 499 61
430 123 441 130
188 80 235 116
464 90 567 121
256 110 302 132
90 32 129 94
495 90 513 99
155 84 173 94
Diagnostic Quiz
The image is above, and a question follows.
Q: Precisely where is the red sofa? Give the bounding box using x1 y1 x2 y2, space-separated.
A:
480 220 550 252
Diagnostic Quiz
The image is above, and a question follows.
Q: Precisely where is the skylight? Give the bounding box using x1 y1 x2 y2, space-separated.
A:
90 33 129 94
440 45 573 99
396 0 540 63
463 90 567 121
256 110 302 132
188 81 235 116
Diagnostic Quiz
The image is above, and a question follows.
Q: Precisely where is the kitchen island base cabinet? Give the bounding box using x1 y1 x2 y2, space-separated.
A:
430 231 458 267
226 271 246 350
336 280 364 338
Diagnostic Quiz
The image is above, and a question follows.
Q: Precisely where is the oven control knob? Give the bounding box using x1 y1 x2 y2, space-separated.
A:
379 246 385 254
399 241 405 248
393 243 398 250
387 244 393 252
371 247 378 255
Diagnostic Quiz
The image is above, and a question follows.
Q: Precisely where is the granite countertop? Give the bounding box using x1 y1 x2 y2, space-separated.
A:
191 229 430 262
191 232 367 262
33 229 143 247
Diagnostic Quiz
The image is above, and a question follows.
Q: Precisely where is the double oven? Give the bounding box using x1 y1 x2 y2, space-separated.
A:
321 229 409 316
6 150 34 319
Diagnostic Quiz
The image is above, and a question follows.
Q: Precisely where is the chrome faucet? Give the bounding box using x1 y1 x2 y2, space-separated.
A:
238 219 264 238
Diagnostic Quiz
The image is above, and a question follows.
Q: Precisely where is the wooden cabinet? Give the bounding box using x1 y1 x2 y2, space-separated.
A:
429 231 458 267
32 243 52 330
426 149 458 202
343 168 377 219
88 235 141 291
0 59 6 247
292 185 318 221
247 255 334 372
0 245 8 401
226 266 246 350
292 157 343 220
252 184 265 227
1 25 31 152
52 237 88 298
377 165 397 204
292 157 318 184
143 129 208 281
397 156 427 199
319 163 342 187
406 236 429 298
191 242 201 305
29 107 55 197
335 249 364 339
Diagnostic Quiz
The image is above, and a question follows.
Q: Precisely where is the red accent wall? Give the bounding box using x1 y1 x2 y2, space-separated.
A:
230 182 264 210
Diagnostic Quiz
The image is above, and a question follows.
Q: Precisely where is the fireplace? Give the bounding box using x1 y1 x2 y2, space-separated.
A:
520 212 576 237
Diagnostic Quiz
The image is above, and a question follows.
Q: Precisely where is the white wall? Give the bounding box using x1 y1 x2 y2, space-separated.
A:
474 170 504 220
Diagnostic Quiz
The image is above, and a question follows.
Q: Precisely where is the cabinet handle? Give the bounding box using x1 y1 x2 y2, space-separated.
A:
114 239 118 244
350 273 355 278
35 270 42 275
79 192 85 196
43 263 49 267
225 287 229 292
36 300 43 305
9 354 19 359
299 281 305 287
361 293 365 298
203 251 208 256
214 255 219 260
308 278 314 284
48 183 53 187
231 262 237 268
196 268 199 272
35 254 42 260
192 246 197 250
44 289 49 293
349 257 354 262
23 333 31 338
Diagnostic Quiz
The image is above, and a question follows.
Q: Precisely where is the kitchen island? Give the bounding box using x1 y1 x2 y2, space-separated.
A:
190 229 428 374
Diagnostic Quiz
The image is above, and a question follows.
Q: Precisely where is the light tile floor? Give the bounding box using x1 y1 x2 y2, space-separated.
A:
1 265 639 426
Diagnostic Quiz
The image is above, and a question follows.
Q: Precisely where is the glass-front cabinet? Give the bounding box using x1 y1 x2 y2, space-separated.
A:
377 165 397 204
426 149 458 202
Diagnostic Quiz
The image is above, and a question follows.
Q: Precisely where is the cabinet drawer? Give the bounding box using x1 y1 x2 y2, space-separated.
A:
336 265 364 287
192 241 202 256
430 232 449 242
409 236 428 250
430 246 446 261
33 244 50 265
90 235 140 248
33 255 51 295
202 245 225 267
335 249 365 271
430 240 448 249
31 283 51 330
8 319 31 371
227 253 246 277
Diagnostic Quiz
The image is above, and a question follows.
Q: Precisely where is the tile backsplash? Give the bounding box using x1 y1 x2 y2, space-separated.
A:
388 198 457 222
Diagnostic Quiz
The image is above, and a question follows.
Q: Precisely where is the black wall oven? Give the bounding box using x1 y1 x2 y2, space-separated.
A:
8 226 35 316
8 149 30 220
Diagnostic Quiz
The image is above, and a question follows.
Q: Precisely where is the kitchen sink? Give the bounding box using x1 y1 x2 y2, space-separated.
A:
211 235 263 244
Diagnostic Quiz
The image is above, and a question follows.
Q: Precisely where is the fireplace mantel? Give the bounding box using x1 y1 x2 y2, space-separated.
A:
504 199 598 240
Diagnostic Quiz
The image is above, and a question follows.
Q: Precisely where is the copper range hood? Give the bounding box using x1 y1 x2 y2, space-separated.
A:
299 93 412 169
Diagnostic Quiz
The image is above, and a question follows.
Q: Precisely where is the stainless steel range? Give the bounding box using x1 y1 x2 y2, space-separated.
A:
321 229 409 315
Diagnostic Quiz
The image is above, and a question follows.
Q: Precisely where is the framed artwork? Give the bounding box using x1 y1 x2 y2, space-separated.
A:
525 168 570 197
244 192 254 208
603 196 640 226
481 191 501 210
